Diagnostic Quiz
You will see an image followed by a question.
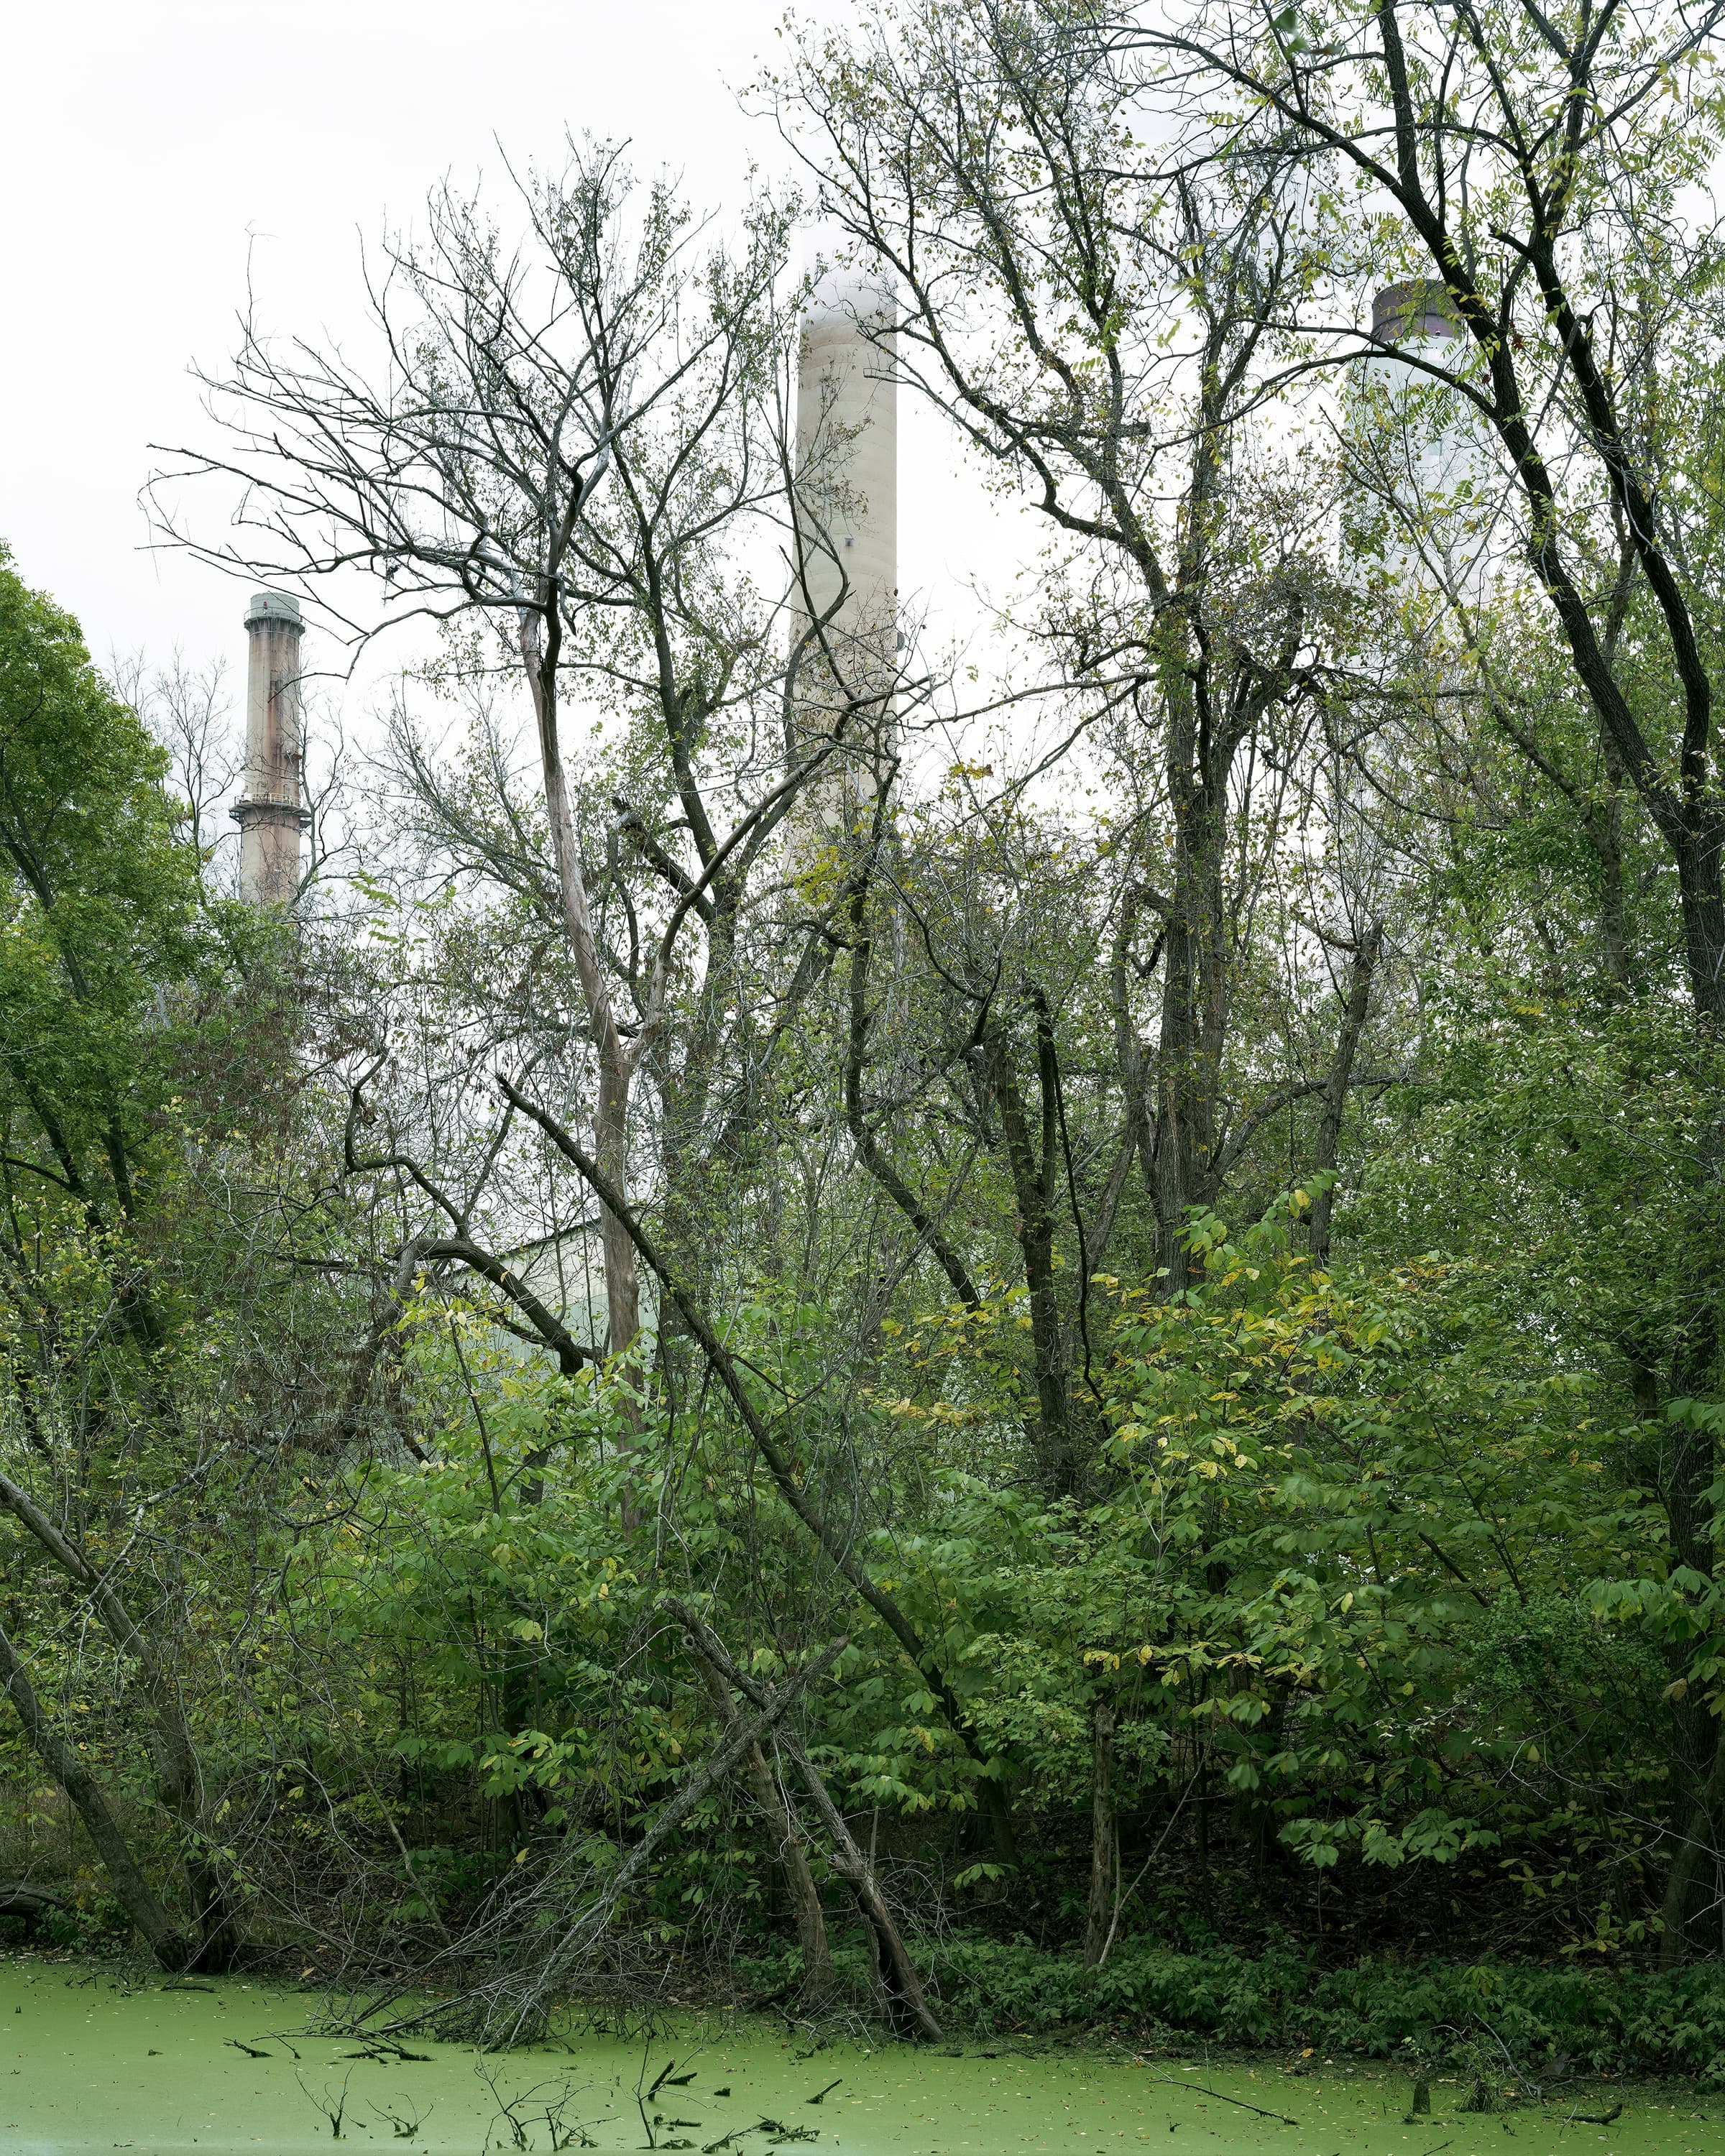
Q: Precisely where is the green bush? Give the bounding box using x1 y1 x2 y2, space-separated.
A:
743 1935 1725 2081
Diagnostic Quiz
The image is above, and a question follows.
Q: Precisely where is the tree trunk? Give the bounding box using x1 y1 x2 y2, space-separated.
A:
778 1735 942 2040
846 874 982 1310
1674 819 1725 1028
1659 1385 1723 1963
1149 730 1238 1291
695 1656 833 2005
1593 730 1633 993
988 1011 1073 1495
0 1618 191 1969
523 621 640 1360
0 1470 236 1967
1084 1700 1116 1970
1660 1710 1725 1969
671 1601 942 2040
1308 921 1382 1268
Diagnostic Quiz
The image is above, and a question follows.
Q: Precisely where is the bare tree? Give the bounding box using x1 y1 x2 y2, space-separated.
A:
1118 0 1725 1021
151 142 863 1363
113 655 239 895
776 1 1354 1288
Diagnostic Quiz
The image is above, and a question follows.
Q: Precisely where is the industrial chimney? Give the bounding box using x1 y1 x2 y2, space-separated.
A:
791 274 898 829
1358 280 1494 602
232 592 308 906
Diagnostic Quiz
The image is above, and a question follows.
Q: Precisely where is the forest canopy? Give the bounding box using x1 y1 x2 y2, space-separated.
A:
5 0 1725 2045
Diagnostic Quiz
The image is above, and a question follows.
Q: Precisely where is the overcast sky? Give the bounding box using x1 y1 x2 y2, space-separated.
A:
1 1 1018 732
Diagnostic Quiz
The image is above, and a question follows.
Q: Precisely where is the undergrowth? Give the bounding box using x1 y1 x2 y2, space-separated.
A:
741 1937 1725 2084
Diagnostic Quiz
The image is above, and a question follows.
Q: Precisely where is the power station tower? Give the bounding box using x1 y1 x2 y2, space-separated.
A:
1356 279 1495 607
791 272 898 834
231 592 308 906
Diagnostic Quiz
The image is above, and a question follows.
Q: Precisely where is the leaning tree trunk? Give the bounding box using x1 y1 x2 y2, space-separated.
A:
0 1619 191 1970
671 1601 942 2040
694 1655 833 2005
0 1470 236 1967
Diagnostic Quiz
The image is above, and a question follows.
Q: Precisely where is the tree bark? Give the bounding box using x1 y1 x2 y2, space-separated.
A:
1308 921 1383 1269
0 1617 191 1969
1084 1700 1116 1971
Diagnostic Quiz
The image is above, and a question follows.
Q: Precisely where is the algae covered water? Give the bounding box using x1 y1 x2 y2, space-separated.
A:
0 1959 1708 2156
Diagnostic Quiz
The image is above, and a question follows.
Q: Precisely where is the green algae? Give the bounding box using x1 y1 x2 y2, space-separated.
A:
0 1959 1706 2156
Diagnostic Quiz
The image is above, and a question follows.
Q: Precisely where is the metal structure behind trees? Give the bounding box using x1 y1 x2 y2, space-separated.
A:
231 591 308 906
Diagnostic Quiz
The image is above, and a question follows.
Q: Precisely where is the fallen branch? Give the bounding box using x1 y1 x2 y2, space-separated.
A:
336 1628 847 2047
1136 2065 1297 2127
0 1881 68 1927
496 1074 989 1779
666 1595 943 2042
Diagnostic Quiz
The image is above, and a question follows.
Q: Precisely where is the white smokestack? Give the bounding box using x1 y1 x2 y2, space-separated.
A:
791 272 898 823
796 272 897 641
233 591 308 907
1358 280 1495 602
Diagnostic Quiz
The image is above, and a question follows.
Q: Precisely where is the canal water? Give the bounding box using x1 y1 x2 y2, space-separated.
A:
0 1958 1702 2156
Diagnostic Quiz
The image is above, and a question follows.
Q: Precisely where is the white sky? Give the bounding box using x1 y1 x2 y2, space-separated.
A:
1 0 1023 738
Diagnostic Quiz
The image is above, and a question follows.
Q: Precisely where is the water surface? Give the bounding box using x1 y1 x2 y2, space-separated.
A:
0 1958 1704 2156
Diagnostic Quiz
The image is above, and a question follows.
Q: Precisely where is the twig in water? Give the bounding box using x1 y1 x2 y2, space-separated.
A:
1137 2066 1298 2127
371 2096 433 2140
640 2037 707 2147
1560 2102 1623 2131
295 2070 351 2139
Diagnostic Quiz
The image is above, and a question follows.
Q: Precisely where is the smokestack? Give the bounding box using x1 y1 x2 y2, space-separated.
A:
1372 279 1463 346
1359 280 1492 601
232 592 308 906
796 275 897 648
791 274 897 824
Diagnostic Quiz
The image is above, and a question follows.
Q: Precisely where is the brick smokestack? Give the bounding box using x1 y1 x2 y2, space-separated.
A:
233 592 308 906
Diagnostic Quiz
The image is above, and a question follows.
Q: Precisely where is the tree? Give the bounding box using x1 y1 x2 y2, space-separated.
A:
1122 0 1725 1021
0 542 235 1966
1108 0 1725 1950
776 0 1371 1295
152 144 864 1367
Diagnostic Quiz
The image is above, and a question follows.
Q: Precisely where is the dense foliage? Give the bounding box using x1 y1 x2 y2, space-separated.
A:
4 0 1725 2055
